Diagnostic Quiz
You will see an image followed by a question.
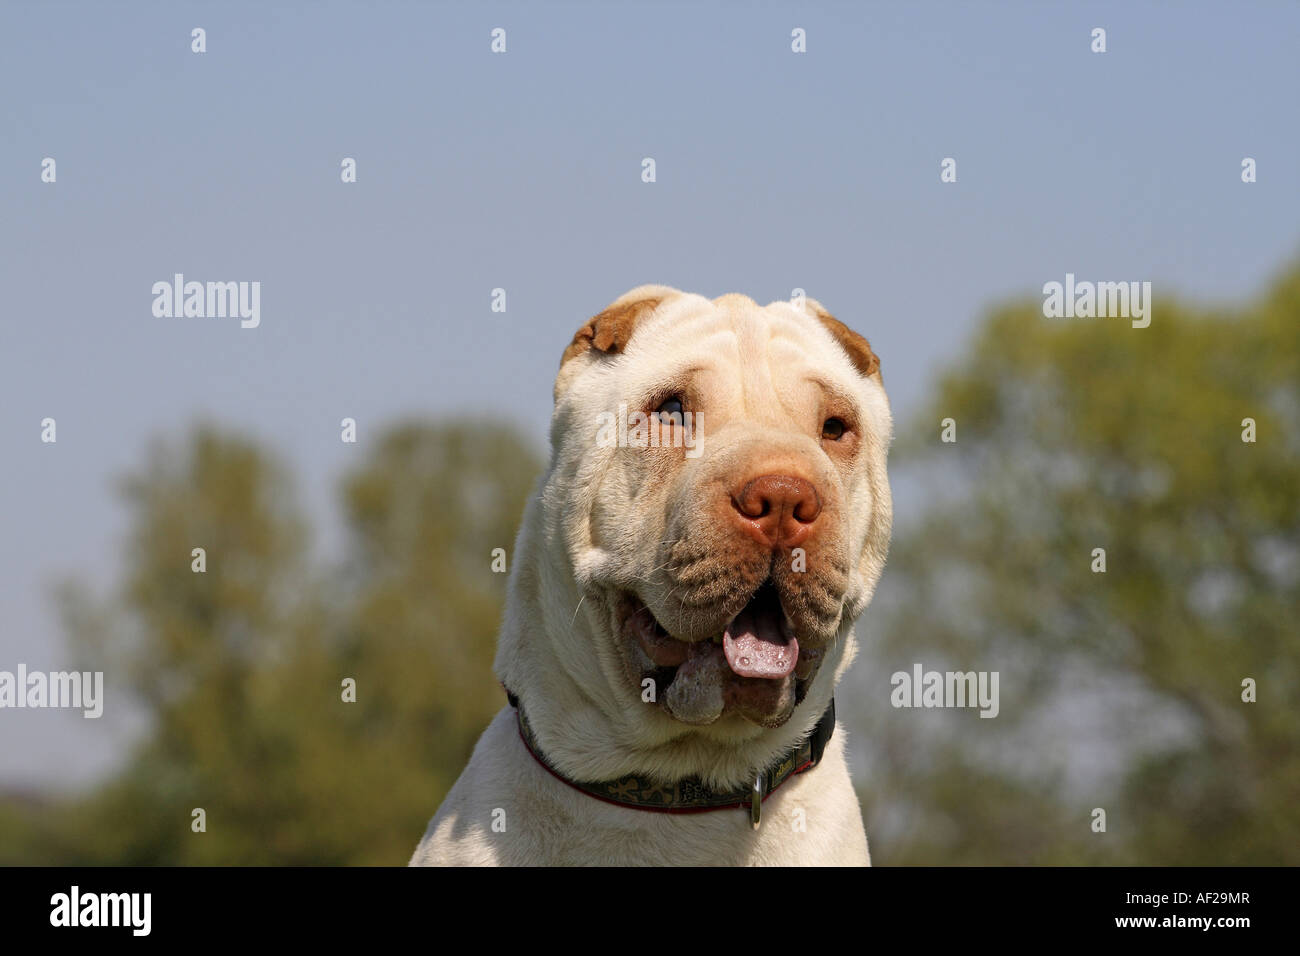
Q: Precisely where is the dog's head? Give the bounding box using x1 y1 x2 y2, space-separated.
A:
497 285 892 786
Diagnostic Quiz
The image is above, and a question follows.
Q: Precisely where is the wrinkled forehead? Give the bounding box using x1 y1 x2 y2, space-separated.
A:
619 294 867 398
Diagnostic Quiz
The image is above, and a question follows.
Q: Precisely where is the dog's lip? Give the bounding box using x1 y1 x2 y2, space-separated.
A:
627 605 694 667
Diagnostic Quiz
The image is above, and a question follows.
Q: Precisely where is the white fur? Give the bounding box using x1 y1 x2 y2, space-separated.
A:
411 287 892 866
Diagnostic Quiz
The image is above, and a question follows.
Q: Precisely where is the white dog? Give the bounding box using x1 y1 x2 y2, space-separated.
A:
411 286 892 866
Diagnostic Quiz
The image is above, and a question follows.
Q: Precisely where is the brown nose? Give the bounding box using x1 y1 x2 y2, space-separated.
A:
730 474 822 548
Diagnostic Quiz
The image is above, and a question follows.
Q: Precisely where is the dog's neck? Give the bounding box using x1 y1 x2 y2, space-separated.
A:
502 685 836 828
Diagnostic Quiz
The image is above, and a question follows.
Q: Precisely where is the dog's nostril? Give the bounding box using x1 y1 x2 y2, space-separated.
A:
731 494 769 519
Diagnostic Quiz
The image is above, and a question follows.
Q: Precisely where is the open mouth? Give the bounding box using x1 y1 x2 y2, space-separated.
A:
624 581 823 727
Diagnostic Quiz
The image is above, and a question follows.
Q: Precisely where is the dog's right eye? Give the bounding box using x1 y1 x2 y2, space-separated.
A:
821 418 847 441
654 395 685 425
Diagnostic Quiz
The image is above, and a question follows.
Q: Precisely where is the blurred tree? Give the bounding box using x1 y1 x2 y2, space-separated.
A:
3 420 540 864
857 261 1300 864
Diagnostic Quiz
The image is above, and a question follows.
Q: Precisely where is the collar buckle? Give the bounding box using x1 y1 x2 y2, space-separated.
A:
749 773 766 829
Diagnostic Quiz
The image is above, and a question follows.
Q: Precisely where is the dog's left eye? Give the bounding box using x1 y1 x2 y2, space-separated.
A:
655 396 685 425
821 418 846 441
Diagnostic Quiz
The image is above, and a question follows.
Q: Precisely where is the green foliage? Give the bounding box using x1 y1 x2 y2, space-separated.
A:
1 420 541 865
860 261 1300 864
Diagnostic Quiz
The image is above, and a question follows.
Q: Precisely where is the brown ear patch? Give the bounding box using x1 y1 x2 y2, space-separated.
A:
812 307 881 378
560 295 664 368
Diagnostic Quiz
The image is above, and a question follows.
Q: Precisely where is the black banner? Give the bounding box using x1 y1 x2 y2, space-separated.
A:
0 866 1282 942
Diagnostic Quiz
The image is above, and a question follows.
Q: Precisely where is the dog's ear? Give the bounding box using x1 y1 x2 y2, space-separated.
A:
556 285 681 398
804 299 881 379
560 285 679 367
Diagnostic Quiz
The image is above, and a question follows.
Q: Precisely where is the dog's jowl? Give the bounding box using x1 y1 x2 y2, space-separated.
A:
410 285 893 866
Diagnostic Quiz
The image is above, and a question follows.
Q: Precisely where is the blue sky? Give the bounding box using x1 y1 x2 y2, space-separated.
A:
2 0 1298 786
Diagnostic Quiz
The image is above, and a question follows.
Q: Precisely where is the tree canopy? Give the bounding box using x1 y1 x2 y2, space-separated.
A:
853 260 1299 864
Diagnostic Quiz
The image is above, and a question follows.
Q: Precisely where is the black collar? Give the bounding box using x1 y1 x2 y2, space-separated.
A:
505 689 835 829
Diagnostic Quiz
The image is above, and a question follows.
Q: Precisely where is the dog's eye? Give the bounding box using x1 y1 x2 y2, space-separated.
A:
821 418 846 441
655 396 685 425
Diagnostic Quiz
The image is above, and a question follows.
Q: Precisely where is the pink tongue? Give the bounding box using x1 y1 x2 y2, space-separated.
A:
723 605 799 679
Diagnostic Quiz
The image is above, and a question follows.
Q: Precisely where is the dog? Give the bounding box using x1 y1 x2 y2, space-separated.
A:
410 285 892 865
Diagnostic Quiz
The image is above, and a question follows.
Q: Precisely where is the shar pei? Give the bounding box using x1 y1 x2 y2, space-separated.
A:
411 285 892 866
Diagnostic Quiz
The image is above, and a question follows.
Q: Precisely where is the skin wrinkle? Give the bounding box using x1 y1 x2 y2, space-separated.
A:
736 309 764 425
803 375 863 430
766 321 820 429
